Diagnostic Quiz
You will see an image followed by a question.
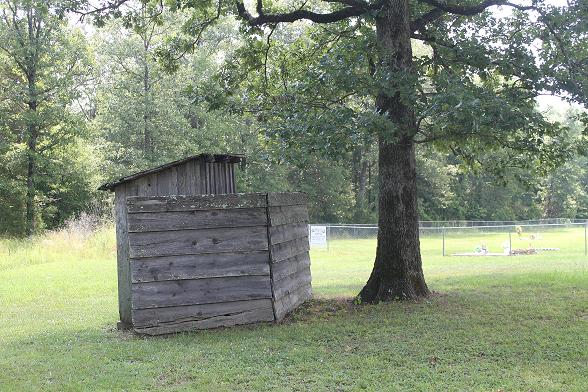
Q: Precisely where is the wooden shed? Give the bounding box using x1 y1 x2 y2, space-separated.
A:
100 154 312 334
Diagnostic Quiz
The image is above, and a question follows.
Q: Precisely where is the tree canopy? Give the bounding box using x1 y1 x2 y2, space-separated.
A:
0 0 585 301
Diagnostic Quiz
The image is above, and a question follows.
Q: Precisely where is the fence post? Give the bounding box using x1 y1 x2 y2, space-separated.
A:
509 230 512 255
442 228 445 257
584 220 588 256
327 225 330 252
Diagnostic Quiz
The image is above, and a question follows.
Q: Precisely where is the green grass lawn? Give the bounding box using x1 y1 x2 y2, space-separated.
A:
1 226 587 391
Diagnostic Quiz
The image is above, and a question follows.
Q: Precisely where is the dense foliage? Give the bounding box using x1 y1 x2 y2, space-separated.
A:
0 0 586 236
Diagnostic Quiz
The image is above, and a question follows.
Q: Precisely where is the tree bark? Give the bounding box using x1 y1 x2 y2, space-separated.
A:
25 9 38 237
25 69 38 237
358 0 429 302
25 112 38 237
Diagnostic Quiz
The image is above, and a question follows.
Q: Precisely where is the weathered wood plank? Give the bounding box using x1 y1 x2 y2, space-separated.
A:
210 162 215 194
176 163 188 195
206 162 212 194
211 163 217 193
136 175 158 197
128 225 269 258
225 163 232 193
127 193 268 213
132 298 273 327
134 305 275 335
271 237 310 263
184 160 195 194
131 251 270 283
193 160 203 194
131 275 272 309
169 166 178 195
271 252 311 282
229 164 236 193
273 265 312 301
125 180 139 197
127 208 267 232
222 163 229 193
99 154 244 191
215 163 223 194
156 169 171 195
217 163 223 194
274 283 312 320
268 192 308 207
269 222 309 245
217 163 223 193
268 205 309 226
198 160 206 194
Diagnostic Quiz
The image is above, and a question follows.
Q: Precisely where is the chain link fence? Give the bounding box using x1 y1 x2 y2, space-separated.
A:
309 221 588 256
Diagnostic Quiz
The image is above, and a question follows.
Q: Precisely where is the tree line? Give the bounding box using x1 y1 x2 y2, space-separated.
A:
0 0 586 240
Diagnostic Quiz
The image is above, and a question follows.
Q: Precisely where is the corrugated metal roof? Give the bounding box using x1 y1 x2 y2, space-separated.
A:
98 153 245 191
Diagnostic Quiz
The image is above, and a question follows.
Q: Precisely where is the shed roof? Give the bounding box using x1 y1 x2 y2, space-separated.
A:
98 153 245 191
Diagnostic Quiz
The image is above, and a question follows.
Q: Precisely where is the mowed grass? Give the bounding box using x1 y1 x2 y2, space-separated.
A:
1 226 587 391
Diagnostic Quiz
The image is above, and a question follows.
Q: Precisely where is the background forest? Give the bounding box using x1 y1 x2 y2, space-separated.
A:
0 0 586 236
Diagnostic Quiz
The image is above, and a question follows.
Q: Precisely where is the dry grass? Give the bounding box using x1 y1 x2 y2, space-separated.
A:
0 224 586 391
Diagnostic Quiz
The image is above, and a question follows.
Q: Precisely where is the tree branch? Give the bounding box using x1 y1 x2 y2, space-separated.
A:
411 8 444 32
73 0 131 18
323 0 370 8
235 0 377 25
417 0 535 16
263 24 277 93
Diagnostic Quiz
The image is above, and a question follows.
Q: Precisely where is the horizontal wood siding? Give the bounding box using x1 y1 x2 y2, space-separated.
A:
120 192 310 333
132 298 274 327
273 266 312 300
134 300 274 335
131 251 270 283
271 237 310 263
127 193 267 213
271 253 311 282
269 222 309 245
268 192 308 207
274 283 312 320
267 198 312 321
128 226 269 258
127 208 267 232
269 205 309 226
132 275 272 309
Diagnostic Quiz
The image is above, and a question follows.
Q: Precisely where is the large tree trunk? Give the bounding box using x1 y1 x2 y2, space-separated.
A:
358 0 429 302
25 80 38 237
24 5 39 237
25 125 37 236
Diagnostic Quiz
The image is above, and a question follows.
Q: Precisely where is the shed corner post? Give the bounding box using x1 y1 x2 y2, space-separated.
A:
265 193 278 322
114 185 133 329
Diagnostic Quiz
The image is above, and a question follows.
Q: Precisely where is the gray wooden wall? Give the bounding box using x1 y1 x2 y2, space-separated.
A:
113 158 237 327
267 194 312 320
121 159 236 198
120 193 311 335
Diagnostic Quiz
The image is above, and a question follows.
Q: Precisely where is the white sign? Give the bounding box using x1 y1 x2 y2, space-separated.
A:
309 225 327 248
